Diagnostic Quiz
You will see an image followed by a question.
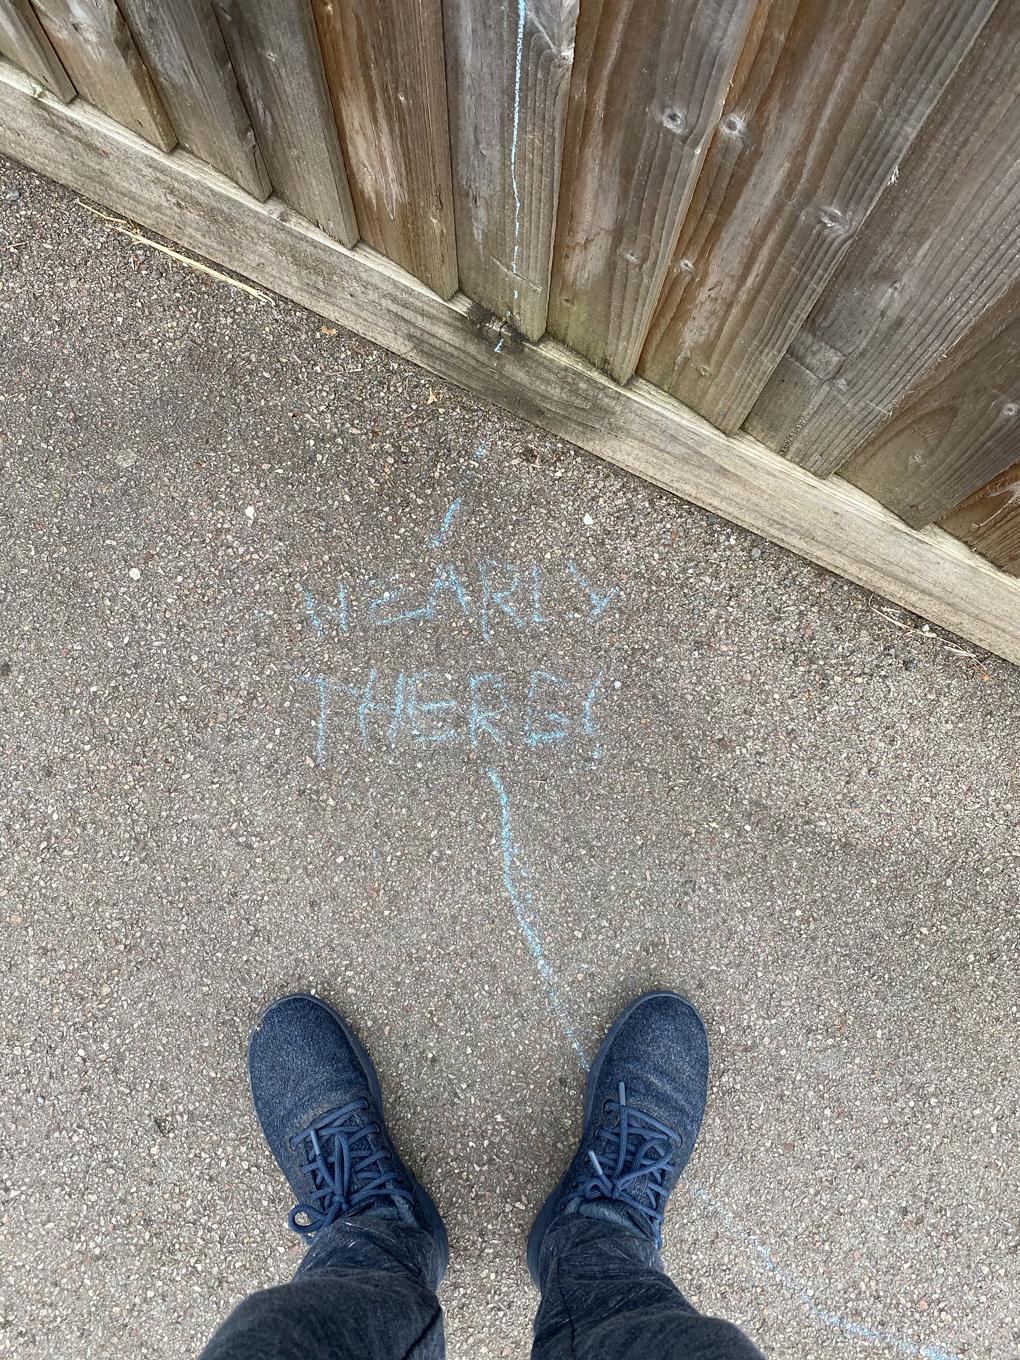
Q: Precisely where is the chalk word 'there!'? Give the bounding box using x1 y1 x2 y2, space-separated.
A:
298 669 606 765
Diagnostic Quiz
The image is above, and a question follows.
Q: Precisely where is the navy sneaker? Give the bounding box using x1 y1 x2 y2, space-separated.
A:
527 990 709 1285
248 994 449 1282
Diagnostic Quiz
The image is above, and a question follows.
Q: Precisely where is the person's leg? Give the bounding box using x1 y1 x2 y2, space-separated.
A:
531 1215 763 1360
199 1216 444 1360
528 992 765 1360
199 994 449 1360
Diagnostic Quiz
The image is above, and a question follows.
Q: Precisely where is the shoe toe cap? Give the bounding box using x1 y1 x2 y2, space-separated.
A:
248 996 378 1167
590 992 709 1154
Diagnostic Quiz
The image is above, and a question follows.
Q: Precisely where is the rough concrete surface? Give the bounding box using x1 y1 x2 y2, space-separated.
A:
1 158 1018 1360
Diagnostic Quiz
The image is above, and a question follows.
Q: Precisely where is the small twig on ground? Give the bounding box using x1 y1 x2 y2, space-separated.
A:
76 200 273 303
870 604 992 679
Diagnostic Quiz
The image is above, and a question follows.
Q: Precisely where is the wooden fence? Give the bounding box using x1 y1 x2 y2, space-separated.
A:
2 0 1020 661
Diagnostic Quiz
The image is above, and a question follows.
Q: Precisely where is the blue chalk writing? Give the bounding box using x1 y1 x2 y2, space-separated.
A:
303 559 623 640
301 583 349 637
480 561 527 641
584 670 605 762
427 564 471 621
568 561 619 619
530 565 552 625
370 585 429 627
525 671 570 746
469 672 507 750
358 669 405 749
405 672 459 744
298 667 604 759
296 673 357 768
486 768 586 1062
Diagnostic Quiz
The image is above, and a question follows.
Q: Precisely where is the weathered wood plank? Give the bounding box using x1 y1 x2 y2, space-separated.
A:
939 464 1020 579
443 0 577 342
115 0 271 199
3 58 1020 666
840 288 1020 529
746 3 1020 476
210 0 357 243
0 0 75 100
310 0 457 299
640 0 996 434
547 0 758 382
29 0 175 148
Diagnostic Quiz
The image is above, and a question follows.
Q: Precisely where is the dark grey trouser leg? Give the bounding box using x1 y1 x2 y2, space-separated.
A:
532 1217 766 1360
199 1219 445 1360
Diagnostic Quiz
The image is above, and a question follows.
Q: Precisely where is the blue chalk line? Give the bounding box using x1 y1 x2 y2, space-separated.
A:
486 768 587 1065
490 779 962 1360
300 585 324 639
429 442 488 549
430 498 464 549
509 0 525 306
682 1180 961 1360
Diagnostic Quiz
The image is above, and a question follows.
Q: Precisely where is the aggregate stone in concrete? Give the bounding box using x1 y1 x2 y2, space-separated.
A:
1 159 1018 1360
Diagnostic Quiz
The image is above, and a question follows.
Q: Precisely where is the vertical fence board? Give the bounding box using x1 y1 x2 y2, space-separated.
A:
547 0 757 382
745 5 1020 478
443 0 577 342
639 0 996 434
29 0 175 148
939 465 1020 578
311 0 457 299
210 0 357 244
639 0 797 399
0 0 74 100
840 291 1020 529
115 0 271 199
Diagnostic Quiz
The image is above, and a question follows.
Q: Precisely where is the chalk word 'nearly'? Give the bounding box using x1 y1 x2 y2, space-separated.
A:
298 669 606 765
300 559 619 643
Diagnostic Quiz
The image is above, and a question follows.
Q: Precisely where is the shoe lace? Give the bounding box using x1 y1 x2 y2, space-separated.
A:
287 1098 413 1240
565 1081 681 1247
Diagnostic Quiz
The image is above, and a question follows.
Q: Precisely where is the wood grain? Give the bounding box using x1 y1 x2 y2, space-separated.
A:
639 0 997 434
547 0 757 381
938 463 1020 579
840 285 1020 528
746 3 1020 476
443 0 578 341
210 0 357 243
311 0 457 299
115 0 271 199
29 0 175 148
0 0 75 100
4 57 1020 665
